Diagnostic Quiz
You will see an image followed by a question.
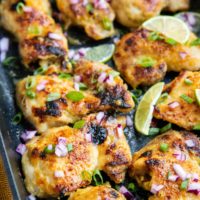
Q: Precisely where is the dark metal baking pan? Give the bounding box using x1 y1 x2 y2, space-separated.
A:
0 0 199 199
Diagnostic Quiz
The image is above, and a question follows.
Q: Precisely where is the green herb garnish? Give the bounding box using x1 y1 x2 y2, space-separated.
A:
66 91 84 102
86 3 93 13
165 38 177 45
180 179 189 190
26 90 36 99
160 143 169 152
73 120 85 129
180 94 194 104
78 83 88 90
193 124 200 130
43 144 55 154
128 183 136 192
58 73 72 79
190 38 200 46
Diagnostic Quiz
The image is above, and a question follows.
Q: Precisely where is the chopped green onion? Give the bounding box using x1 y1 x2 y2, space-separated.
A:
128 183 136 192
160 123 172 133
81 170 92 182
2 56 17 67
109 70 120 77
67 144 73 152
73 120 85 129
25 77 35 89
165 38 177 45
28 25 42 35
190 38 200 46
184 78 193 85
160 143 169 152
92 169 104 186
16 2 25 14
193 124 200 130
131 93 138 104
136 56 156 67
180 94 194 104
58 73 72 79
26 90 36 99
86 3 93 13
158 92 169 103
47 93 61 102
43 145 55 154
132 89 143 97
12 112 22 125
102 18 112 30
180 179 189 190
149 127 160 135
148 32 163 41
34 66 48 75
115 185 120 190
167 171 171 178
66 91 84 102
78 83 88 90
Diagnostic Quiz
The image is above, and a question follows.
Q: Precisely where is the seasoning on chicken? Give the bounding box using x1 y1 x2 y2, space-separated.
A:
114 29 200 88
22 114 131 198
16 61 134 132
129 130 200 200
68 185 126 200
111 0 189 27
0 0 69 70
154 71 200 130
56 0 115 40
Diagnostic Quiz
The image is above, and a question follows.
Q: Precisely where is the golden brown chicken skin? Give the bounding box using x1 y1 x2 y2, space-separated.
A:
68 185 126 200
56 0 115 40
129 130 200 200
0 0 69 70
111 0 189 28
22 114 131 198
114 29 200 88
16 62 134 133
154 71 200 131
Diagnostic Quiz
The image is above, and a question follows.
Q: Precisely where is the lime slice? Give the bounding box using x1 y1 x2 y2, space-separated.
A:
142 16 190 44
84 44 115 63
195 89 200 106
135 82 164 135
175 12 200 36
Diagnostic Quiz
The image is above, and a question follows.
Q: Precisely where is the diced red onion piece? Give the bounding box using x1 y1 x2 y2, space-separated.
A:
54 170 65 178
48 33 63 40
126 116 133 126
192 173 199 182
168 101 180 109
74 75 81 83
188 183 200 194
36 80 48 91
0 37 9 52
68 50 75 59
70 0 80 4
113 38 119 44
23 6 33 12
173 164 187 180
150 184 164 194
96 112 105 124
85 133 92 142
16 143 26 155
117 124 123 138
26 194 36 200
74 82 80 91
98 72 107 83
73 53 80 61
21 130 37 142
119 186 135 200
0 52 6 62
78 48 87 57
58 137 67 144
82 0 88 6
55 143 68 157
185 140 195 148
173 150 187 161
168 175 179 182
106 74 114 84
179 52 187 59
94 0 107 9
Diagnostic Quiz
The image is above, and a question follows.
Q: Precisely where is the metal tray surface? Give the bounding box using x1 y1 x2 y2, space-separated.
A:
0 1 200 199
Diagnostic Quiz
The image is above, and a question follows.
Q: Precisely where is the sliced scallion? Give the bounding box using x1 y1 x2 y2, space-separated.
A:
148 32 163 41
109 70 120 77
184 78 193 85
180 94 194 104
67 144 73 152
73 120 85 129
16 2 25 14
128 183 136 192
81 170 92 182
102 18 112 30
180 179 189 190
165 38 177 45
47 93 61 102
25 77 35 89
58 73 72 79
86 3 93 13
43 144 55 154
12 112 22 125
92 169 104 186
149 127 160 135
160 143 169 152
193 124 200 130
160 123 172 133
190 38 200 46
34 66 48 75
28 25 42 35
2 56 17 67
26 90 36 99
66 91 84 102
136 56 156 67
78 83 88 90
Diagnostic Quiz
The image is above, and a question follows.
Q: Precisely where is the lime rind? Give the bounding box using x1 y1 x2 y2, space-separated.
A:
135 82 164 135
195 89 200 106
84 44 115 63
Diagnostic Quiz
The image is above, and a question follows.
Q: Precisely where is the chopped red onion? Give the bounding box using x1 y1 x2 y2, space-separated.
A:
106 74 114 84
70 0 80 4
173 164 187 180
185 140 195 148
68 50 75 59
78 48 87 57
54 170 65 178
21 130 37 142
55 143 68 157
168 101 180 109
94 0 107 9
150 184 164 194
48 33 63 40
96 112 105 124
0 37 9 52
36 80 48 91
116 124 123 138
179 52 187 59
82 0 88 6
192 173 199 182
58 137 67 144
26 194 36 200
73 53 80 61
126 116 133 126
0 52 6 62
173 150 187 161
74 82 80 91
16 143 26 155
98 72 107 83
113 38 119 44
85 133 92 142
119 186 135 200
168 175 179 182
23 6 33 12
74 75 81 83
188 183 200 195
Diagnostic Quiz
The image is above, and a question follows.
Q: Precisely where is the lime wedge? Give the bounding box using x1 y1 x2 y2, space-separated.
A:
135 82 164 135
195 89 200 106
84 44 115 63
142 16 190 44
